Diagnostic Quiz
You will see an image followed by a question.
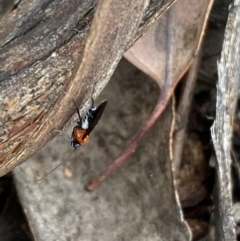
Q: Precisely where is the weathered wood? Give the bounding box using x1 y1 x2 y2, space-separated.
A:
211 1 240 240
0 0 176 176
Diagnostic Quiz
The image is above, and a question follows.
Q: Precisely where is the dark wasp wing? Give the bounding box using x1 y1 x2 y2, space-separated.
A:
83 99 108 137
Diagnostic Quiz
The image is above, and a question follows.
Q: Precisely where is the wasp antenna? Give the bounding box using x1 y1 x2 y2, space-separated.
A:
52 130 71 143
72 99 82 122
34 162 63 182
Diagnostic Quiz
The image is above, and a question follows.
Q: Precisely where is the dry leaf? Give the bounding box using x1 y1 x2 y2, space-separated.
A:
87 0 214 190
14 59 191 241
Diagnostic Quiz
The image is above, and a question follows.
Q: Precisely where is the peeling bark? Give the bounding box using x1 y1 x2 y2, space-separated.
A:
211 1 240 240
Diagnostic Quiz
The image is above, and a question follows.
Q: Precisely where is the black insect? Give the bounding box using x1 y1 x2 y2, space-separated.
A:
71 99 108 149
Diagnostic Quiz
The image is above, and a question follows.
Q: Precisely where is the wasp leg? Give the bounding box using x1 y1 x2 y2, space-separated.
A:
91 97 95 108
52 129 71 144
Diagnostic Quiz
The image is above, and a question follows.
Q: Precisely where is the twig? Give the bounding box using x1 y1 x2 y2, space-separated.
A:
86 6 182 191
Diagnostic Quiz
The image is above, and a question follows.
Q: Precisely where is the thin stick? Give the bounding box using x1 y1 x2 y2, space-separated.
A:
86 5 191 191
86 91 172 191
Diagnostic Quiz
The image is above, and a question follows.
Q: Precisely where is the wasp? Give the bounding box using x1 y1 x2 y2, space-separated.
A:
71 99 108 149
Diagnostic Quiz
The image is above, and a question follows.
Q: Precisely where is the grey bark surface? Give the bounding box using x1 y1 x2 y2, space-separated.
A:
210 1 240 240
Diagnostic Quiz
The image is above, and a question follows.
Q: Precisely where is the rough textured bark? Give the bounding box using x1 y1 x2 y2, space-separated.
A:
210 1 240 240
0 0 176 176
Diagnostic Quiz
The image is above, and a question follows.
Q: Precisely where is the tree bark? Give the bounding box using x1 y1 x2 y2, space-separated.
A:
0 0 176 176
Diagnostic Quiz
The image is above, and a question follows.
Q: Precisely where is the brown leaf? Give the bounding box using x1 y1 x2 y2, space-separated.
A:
125 0 212 88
